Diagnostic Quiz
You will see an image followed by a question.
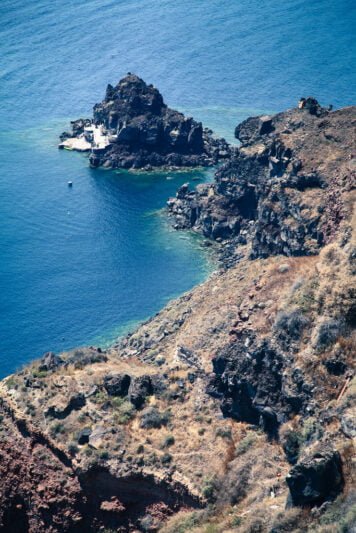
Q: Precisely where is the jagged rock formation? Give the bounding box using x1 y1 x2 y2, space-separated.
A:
59 74 231 170
286 446 344 506
1 100 355 532
168 100 355 261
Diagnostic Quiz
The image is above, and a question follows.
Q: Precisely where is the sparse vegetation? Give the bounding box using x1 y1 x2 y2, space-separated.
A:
4 376 18 390
314 318 345 350
215 427 232 439
50 422 65 437
140 407 171 429
274 308 309 340
161 435 175 448
68 442 79 455
160 511 202 533
236 433 257 455
112 397 135 424
270 508 303 532
160 452 172 464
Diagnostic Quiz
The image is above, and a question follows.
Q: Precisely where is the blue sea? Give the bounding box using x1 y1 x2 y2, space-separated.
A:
0 0 355 377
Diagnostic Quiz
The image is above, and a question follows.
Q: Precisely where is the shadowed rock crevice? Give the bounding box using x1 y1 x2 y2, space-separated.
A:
2 496 29 533
77 466 202 531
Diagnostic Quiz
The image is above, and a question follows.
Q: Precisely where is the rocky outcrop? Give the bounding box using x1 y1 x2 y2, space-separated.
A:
286 447 344 506
59 74 231 170
206 336 313 440
128 374 154 408
168 100 355 261
103 373 131 397
38 352 63 372
45 393 86 419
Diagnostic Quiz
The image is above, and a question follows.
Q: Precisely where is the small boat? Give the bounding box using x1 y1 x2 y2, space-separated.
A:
68 181 73 187
63 146 73 151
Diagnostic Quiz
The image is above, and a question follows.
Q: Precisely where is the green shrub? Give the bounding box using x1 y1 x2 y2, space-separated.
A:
113 399 135 424
301 417 323 443
274 309 309 341
231 515 242 527
161 452 172 464
77 412 87 423
25 403 36 416
282 429 302 464
5 377 18 390
99 450 110 460
91 390 107 404
31 369 48 379
50 422 65 437
215 427 232 439
68 442 79 455
236 433 256 455
162 435 175 448
315 319 344 350
83 446 93 457
140 407 171 429
202 478 217 502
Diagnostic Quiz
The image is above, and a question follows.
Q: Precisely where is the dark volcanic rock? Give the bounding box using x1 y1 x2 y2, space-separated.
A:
206 337 314 439
286 447 344 506
77 427 92 445
103 373 131 397
61 74 231 170
128 375 154 408
168 100 355 262
38 351 63 372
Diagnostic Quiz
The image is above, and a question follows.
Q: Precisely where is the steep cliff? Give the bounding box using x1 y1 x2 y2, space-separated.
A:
168 99 355 262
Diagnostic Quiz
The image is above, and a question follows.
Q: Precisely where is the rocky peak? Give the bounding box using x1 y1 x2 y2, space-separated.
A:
97 73 165 123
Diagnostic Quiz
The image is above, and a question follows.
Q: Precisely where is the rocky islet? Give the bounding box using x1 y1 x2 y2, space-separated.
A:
59 74 231 170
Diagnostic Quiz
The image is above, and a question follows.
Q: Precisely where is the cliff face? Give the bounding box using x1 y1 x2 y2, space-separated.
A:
59 74 230 170
1 99 355 532
168 100 355 261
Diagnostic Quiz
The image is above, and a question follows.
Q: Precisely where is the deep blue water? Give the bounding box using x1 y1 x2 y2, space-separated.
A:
0 0 355 377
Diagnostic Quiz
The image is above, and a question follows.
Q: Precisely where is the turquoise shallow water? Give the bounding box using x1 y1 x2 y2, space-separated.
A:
0 0 355 377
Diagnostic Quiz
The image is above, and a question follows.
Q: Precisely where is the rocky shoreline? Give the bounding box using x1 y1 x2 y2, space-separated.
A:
59 74 231 171
1 96 355 532
168 98 355 263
